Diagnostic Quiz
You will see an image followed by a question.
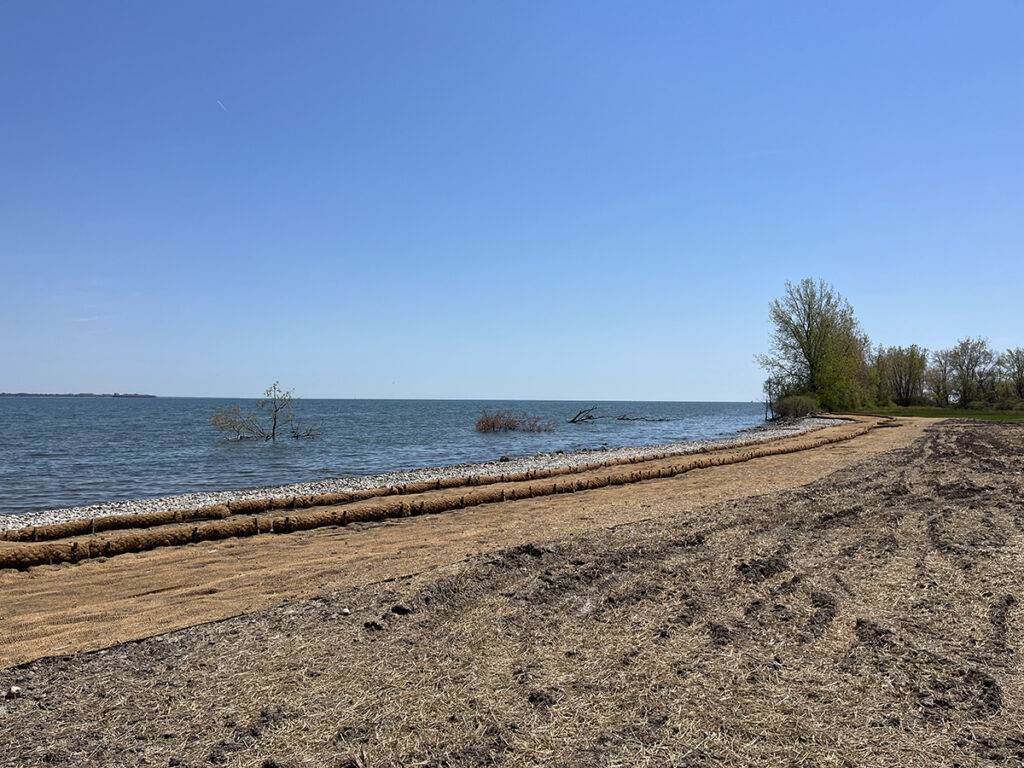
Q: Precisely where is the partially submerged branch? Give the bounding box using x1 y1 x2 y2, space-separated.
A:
289 423 321 440
568 407 598 423
211 405 268 440
615 415 675 422
569 406 678 424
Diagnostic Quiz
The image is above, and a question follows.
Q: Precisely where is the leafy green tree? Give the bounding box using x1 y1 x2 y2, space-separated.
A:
949 337 996 407
865 345 895 406
925 348 953 407
757 278 869 411
874 345 928 406
1000 347 1024 400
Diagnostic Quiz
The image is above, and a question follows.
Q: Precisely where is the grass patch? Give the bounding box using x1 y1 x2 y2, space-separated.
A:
854 406 1024 421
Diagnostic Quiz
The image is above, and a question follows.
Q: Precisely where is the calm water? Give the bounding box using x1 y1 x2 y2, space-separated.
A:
0 398 764 516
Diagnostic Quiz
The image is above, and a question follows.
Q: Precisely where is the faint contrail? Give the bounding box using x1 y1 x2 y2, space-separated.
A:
217 100 228 112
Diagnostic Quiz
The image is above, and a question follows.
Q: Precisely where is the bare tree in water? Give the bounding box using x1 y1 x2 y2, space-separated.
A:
211 382 320 441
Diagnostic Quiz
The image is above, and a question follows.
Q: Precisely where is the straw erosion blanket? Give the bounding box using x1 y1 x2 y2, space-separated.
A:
2 419 1023 767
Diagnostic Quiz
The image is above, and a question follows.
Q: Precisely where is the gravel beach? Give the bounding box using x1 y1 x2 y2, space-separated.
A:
0 416 840 532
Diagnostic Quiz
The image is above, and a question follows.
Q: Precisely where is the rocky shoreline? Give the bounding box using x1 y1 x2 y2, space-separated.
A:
0 416 841 532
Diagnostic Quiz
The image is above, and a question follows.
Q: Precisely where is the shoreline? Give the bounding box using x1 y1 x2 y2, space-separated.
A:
2 419 1008 767
0 416 841 532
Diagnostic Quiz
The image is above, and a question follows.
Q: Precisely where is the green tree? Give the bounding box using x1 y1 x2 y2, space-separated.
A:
1000 347 1024 400
874 344 929 406
925 348 953 407
757 278 869 411
949 337 996 407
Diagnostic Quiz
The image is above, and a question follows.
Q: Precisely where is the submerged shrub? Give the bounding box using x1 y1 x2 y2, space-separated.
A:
475 410 556 433
774 395 819 419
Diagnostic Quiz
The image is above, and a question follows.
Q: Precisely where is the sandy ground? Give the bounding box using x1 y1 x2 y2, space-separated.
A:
4 418 1023 767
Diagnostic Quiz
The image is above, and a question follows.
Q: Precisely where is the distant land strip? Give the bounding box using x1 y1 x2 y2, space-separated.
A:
0 392 156 398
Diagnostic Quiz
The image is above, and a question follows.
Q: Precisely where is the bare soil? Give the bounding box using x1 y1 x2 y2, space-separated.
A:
3 419 1023 766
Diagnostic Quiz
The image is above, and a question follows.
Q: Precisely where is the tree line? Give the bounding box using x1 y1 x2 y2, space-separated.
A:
759 278 1024 415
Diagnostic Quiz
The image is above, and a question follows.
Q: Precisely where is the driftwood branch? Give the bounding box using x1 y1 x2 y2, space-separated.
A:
568 407 599 423
569 406 678 424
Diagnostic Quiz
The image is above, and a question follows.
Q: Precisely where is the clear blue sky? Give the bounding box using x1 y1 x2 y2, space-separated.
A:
2 2 1021 400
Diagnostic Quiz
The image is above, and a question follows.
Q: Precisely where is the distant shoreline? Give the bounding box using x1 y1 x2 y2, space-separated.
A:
0 392 156 398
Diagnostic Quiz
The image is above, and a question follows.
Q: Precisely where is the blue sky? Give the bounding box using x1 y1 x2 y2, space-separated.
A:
2 2 1022 400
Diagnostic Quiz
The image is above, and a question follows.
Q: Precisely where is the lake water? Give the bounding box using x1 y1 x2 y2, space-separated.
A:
0 398 765 516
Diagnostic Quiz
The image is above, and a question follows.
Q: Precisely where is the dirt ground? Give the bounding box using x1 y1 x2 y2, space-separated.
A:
4 418 1023 767
1 416 918 670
